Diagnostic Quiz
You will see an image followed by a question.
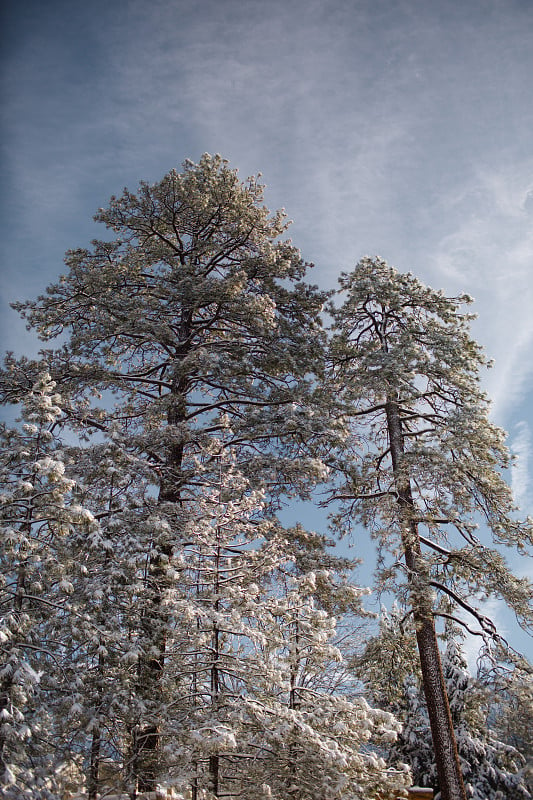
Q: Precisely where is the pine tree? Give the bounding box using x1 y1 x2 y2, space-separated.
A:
351 605 422 717
246 535 410 800
52 437 148 799
0 371 98 797
36 430 408 799
328 257 533 800
443 633 530 800
356 615 531 799
477 649 533 792
5 155 336 793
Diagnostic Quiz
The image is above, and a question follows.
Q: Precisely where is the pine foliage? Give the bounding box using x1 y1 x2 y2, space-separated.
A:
0 372 99 796
328 257 533 640
0 162 416 799
0 167 530 799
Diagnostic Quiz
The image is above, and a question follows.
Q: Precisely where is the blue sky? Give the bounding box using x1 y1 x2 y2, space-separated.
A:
1 0 532 657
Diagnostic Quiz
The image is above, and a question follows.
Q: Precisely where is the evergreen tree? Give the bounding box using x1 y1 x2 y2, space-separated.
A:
144 444 410 799
328 257 533 800
0 372 98 797
51 437 149 799
477 650 533 791
443 634 530 800
9 154 329 791
356 615 531 799
352 605 422 717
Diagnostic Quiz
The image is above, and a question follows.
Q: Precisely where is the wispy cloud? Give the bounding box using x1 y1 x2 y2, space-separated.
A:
2 0 533 408
426 163 533 422
510 421 532 513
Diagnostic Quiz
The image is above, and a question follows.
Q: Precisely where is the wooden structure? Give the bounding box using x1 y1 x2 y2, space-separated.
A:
405 789 434 800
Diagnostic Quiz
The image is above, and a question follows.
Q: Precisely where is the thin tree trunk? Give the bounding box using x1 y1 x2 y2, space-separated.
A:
209 539 221 797
209 754 220 798
191 568 201 800
0 672 15 780
87 727 101 800
0 560 27 779
285 613 300 797
87 652 105 800
191 767 199 800
385 398 467 800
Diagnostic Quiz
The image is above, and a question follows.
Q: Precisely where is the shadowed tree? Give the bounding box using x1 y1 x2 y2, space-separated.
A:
356 613 531 799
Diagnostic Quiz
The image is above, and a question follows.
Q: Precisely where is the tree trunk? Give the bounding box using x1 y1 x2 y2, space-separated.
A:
87 727 101 800
0 562 27 779
209 542 221 797
134 549 170 792
134 356 189 791
0 678 11 779
285 613 300 797
385 399 467 800
209 754 220 798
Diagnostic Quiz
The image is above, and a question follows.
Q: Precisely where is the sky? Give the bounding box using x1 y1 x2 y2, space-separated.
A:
1 0 532 659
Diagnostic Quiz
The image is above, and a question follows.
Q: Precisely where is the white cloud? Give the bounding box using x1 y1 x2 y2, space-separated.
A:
426 164 533 423
510 421 532 513
3 0 533 410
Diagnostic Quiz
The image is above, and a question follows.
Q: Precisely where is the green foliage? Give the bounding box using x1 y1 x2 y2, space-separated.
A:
356 616 531 799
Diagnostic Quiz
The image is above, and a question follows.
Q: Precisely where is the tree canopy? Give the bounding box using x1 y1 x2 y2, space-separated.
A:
0 162 531 800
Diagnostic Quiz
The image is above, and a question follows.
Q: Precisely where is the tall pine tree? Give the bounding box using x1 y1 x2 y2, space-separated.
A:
328 257 533 800
10 154 330 791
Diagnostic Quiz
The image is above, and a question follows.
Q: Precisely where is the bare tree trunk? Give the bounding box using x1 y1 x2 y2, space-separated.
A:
284 614 300 798
209 540 221 798
385 398 467 800
87 727 101 800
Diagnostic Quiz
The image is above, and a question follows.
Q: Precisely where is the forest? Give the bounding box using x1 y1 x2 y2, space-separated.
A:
0 155 531 800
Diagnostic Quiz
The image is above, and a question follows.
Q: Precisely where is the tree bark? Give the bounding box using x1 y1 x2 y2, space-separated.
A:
209 544 221 798
134 365 188 792
87 727 101 800
0 561 27 779
385 399 467 800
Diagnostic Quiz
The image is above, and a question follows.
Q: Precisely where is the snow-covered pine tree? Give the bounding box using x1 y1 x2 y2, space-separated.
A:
245 534 411 800
481 652 533 769
52 431 409 798
112 440 409 800
0 371 99 797
351 605 422 718
144 444 292 797
187 445 411 800
50 437 152 800
356 614 531 799
8 155 329 791
443 631 531 800
328 257 533 800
